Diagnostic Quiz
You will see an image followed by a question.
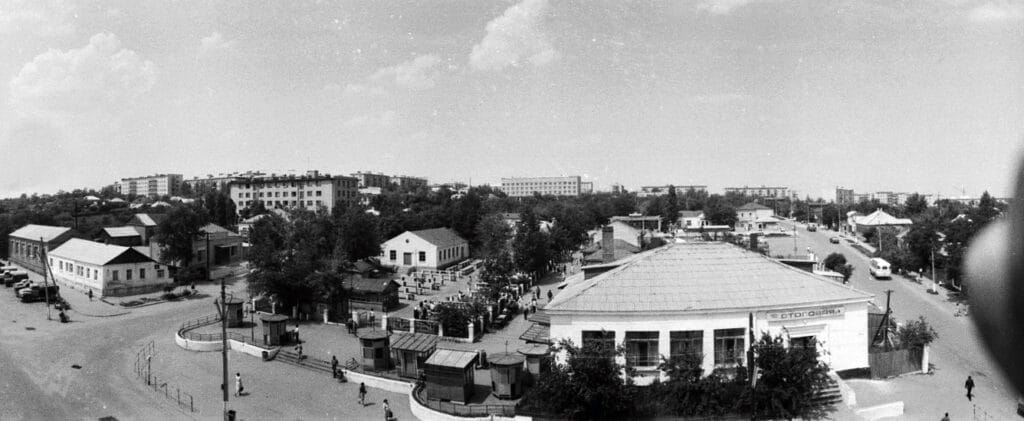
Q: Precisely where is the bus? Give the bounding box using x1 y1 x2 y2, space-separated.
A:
869 258 892 279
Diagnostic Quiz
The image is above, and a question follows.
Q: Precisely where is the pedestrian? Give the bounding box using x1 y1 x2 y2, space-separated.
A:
941 413 950 421
294 324 300 343
359 382 367 406
547 290 553 301
523 308 528 321
331 355 339 378
965 375 975 400
234 372 244 397
383 398 391 420
88 289 93 301
295 344 303 361
413 307 420 320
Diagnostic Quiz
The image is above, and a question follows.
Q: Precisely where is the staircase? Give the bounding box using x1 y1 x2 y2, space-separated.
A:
808 377 844 408
274 350 335 376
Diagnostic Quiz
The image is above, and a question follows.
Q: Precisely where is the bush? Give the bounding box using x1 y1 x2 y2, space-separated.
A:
897 316 938 350
162 292 178 301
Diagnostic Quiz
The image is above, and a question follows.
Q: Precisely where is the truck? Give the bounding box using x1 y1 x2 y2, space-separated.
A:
17 284 59 303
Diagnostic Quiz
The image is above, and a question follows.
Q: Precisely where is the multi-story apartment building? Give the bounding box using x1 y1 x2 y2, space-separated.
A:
723 185 789 199
184 171 265 193
500 176 583 197
580 181 594 194
228 170 359 214
836 187 855 206
115 174 183 197
638 185 708 198
390 175 428 190
351 171 428 190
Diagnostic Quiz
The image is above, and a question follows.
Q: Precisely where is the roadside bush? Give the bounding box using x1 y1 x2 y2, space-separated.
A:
897 316 938 351
162 292 178 301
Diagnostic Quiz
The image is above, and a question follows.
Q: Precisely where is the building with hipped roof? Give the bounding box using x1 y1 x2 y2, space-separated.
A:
8 224 77 275
380 228 468 270
735 202 778 232
545 242 873 385
48 238 172 297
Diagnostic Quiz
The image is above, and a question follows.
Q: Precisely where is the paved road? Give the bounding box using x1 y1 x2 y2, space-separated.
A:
766 222 1019 420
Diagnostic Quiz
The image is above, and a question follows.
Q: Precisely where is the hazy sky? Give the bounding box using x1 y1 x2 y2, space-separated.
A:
1 0 1021 200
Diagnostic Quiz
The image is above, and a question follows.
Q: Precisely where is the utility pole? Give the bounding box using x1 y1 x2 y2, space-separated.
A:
211 231 229 420
872 290 895 350
39 238 52 321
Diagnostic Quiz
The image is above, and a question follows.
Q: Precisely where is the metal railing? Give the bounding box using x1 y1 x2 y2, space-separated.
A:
134 341 197 413
177 313 269 349
413 383 517 418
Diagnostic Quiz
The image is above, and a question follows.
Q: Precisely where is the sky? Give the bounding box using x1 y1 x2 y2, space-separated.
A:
0 0 1021 200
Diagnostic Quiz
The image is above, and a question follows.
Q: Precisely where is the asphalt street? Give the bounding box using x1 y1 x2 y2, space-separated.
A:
766 222 1020 419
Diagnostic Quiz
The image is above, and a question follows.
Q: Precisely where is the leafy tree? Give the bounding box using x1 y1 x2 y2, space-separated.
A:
154 205 209 267
661 185 680 230
202 190 237 228
896 316 938 351
512 210 552 277
822 253 847 271
903 193 929 217
836 264 854 284
474 213 512 259
334 205 381 261
704 195 738 227
517 338 634 419
747 333 832 420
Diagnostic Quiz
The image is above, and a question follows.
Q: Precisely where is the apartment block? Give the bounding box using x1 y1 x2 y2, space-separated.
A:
228 170 359 214
352 171 428 190
638 185 708 198
184 171 266 193
500 176 583 197
115 174 183 197
723 185 789 199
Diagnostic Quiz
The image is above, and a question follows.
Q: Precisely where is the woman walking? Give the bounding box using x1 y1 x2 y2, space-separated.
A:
359 382 367 406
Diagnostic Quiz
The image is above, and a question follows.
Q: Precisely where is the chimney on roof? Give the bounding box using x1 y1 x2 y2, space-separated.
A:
602 225 615 263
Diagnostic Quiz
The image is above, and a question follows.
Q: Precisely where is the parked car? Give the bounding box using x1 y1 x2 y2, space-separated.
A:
807 224 818 232
830 237 841 244
12 278 33 291
18 284 59 302
5 272 30 288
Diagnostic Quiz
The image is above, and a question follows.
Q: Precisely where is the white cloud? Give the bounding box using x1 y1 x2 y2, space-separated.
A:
199 32 237 57
10 32 157 113
343 110 396 129
368 54 443 90
696 0 755 15
0 0 76 37
968 2 1024 22
469 0 559 71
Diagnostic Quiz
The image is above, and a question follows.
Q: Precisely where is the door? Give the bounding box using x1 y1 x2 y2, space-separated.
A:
791 336 817 360
403 253 412 265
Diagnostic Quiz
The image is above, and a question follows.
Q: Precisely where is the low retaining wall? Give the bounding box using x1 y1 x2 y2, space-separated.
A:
855 402 904 420
408 386 527 421
344 370 414 394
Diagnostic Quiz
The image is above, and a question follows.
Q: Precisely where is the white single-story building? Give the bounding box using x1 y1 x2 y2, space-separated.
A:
678 210 707 229
380 228 468 270
48 238 172 297
545 242 874 385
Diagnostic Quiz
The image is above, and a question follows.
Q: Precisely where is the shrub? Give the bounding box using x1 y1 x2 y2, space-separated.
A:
897 316 938 350
162 292 178 301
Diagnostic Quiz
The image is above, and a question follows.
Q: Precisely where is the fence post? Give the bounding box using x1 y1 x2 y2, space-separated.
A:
177 388 180 406
190 395 194 412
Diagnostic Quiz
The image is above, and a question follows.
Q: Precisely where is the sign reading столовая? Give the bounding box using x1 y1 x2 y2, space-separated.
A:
766 306 844 322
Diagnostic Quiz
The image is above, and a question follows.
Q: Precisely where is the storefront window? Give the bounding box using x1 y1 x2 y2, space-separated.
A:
714 328 745 366
625 331 659 367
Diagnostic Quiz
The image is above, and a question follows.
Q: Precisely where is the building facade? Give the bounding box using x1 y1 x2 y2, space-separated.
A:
115 174 183 197
183 171 265 193
836 187 855 206
352 172 428 190
48 239 171 297
735 202 777 232
8 224 76 275
228 170 359 214
500 176 583 197
546 243 873 385
723 186 790 199
380 228 468 270
638 185 708 198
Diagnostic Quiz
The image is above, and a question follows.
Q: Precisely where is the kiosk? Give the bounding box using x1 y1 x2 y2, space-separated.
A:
357 329 390 371
424 349 478 403
517 344 551 388
390 332 439 378
224 297 245 328
260 314 289 346
488 352 525 399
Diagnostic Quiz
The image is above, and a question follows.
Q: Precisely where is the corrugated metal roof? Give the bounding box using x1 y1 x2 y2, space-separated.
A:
130 213 168 227
9 224 71 242
678 210 704 218
49 239 151 266
390 332 440 353
546 243 873 314
409 228 466 249
737 202 772 211
103 227 141 238
519 323 551 344
424 348 477 369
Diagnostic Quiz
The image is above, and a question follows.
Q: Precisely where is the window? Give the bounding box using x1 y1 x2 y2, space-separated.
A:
140 268 146 279
670 331 703 361
625 331 660 367
389 250 396 260
126 269 133 280
111 270 119 281
582 330 616 352
316 190 322 197
94 270 98 280
419 251 426 262
157 269 165 278
714 328 746 366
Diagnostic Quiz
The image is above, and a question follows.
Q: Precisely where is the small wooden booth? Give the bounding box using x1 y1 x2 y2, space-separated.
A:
345 277 400 312
390 332 439 379
357 328 391 372
224 297 245 328
424 349 478 404
489 352 525 400
260 314 289 346
517 344 551 388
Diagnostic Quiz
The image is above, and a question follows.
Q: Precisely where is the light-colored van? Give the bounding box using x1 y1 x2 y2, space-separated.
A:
869 258 892 279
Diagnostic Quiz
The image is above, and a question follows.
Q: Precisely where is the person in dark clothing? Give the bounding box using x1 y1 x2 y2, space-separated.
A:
547 290 553 301
88 289 93 301
359 382 367 406
965 375 975 400
331 355 339 378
